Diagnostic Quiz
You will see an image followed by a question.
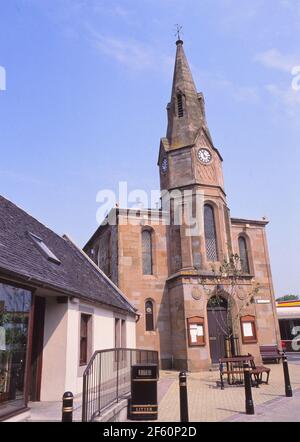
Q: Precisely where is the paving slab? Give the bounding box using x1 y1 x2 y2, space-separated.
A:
157 363 300 422
26 361 300 422
225 388 300 422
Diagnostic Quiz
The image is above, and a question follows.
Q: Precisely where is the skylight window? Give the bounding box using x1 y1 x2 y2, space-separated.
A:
29 232 61 265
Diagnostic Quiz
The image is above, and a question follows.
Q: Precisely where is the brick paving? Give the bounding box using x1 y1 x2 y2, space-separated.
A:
225 388 300 422
157 362 300 422
28 394 83 422
27 360 300 422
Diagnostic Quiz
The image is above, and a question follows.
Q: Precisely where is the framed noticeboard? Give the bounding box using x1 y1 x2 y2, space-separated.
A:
240 315 257 344
187 317 205 347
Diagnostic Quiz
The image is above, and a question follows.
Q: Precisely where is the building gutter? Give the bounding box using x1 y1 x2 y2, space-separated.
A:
63 234 139 319
0 264 135 317
231 218 269 227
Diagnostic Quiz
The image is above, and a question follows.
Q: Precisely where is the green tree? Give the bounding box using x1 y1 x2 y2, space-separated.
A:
276 294 299 302
200 253 260 355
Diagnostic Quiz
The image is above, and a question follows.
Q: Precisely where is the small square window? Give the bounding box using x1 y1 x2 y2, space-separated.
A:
29 232 61 265
80 314 91 366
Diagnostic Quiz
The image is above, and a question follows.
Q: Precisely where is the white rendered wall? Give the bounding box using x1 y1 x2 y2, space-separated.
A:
40 296 136 401
92 306 115 350
40 297 68 401
65 301 80 395
126 316 137 348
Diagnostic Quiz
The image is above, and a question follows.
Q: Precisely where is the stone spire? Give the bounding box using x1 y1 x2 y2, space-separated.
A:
166 39 206 149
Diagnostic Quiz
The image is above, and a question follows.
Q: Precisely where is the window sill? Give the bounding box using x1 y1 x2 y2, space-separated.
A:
242 340 258 345
188 344 206 348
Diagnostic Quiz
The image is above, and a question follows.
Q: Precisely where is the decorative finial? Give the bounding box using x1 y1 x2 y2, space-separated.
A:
175 24 183 43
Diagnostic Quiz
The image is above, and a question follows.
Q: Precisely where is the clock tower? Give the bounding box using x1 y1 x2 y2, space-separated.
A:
159 38 232 276
86 37 280 373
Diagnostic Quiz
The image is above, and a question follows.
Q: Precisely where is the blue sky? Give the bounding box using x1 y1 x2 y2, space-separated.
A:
0 0 299 296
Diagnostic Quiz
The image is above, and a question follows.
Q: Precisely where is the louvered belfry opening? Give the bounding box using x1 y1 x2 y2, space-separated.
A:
177 93 184 117
204 204 218 262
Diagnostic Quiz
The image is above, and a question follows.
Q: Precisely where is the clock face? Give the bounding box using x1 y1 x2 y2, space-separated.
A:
198 148 212 164
161 157 168 173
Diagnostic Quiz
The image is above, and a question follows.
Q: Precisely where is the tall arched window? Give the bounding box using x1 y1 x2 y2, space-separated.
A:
239 236 250 274
177 93 184 118
142 229 153 275
204 204 218 262
145 300 154 331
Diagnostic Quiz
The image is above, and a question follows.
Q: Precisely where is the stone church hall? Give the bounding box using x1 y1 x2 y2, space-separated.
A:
84 38 281 372
2 0 300 425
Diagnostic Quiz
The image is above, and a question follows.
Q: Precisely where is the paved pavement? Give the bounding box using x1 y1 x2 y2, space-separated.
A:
28 395 83 422
27 356 300 422
226 388 300 422
286 352 300 365
156 361 300 422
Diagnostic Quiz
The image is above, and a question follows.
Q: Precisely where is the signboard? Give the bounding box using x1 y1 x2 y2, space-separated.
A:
242 322 253 338
187 317 205 346
240 315 257 344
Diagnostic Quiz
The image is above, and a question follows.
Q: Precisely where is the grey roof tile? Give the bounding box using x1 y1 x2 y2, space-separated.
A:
0 195 136 315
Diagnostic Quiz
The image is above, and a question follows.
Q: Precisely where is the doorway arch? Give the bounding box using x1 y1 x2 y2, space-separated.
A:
207 295 230 363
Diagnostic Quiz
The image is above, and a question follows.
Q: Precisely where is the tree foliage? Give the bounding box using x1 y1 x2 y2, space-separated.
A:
200 253 260 339
276 294 299 302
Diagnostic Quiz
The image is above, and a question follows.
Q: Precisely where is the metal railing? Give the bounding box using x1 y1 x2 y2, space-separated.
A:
82 348 159 422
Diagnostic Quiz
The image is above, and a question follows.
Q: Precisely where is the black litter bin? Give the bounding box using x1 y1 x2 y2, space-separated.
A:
129 363 158 420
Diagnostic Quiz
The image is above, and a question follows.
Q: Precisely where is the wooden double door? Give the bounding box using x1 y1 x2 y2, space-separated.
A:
207 297 229 364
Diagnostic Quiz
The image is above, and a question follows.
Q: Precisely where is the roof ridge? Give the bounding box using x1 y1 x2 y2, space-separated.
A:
0 195 136 315
63 234 137 314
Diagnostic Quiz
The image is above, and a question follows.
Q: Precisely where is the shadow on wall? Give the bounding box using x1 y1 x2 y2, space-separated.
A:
157 285 174 370
42 297 68 349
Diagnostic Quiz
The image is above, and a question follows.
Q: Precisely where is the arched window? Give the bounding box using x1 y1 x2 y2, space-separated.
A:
204 204 218 262
239 236 250 274
145 300 154 331
142 229 153 275
177 93 184 118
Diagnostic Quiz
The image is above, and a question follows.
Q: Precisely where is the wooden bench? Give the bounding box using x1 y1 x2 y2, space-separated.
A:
219 356 253 390
248 355 271 386
260 346 282 364
219 355 271 389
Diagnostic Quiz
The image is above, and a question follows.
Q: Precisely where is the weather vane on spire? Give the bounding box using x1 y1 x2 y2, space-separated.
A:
175 24 183 41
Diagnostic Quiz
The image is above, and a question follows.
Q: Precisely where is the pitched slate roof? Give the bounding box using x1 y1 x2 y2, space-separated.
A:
0 195 136 315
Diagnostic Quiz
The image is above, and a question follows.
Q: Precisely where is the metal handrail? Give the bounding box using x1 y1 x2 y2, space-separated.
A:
83 347 148 376
82 348 158 422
